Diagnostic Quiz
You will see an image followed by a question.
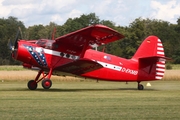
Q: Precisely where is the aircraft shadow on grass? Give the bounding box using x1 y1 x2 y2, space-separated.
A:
1 87 157 92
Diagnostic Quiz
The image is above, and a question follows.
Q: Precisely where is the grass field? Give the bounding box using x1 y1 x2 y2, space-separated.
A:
1 66 180 119
1 81 180 120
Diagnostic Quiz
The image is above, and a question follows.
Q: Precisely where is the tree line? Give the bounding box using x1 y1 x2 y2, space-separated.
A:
0 13 180 65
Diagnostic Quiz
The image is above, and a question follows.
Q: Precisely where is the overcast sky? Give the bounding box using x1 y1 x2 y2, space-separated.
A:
0 0 180 27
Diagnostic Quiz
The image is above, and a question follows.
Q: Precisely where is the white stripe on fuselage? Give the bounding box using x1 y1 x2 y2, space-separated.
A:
94 60 122 71
43 48 79 60
44 49 60 56
95 60 138 76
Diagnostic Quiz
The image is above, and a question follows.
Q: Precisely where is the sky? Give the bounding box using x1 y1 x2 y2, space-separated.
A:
0 0 180 27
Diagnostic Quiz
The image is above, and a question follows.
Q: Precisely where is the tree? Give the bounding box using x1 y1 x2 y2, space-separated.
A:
0 16 25 65
1 13 180 65
62 13 100 34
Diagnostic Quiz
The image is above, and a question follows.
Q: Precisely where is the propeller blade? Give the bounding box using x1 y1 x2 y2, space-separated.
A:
14 27 20 50
9 27 23 52
7 39 13 50
19 27 23 39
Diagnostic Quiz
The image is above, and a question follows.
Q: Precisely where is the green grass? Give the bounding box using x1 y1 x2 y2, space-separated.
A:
0 81 180 120
0 64 180 71
171 64 180 69
0 65 25 71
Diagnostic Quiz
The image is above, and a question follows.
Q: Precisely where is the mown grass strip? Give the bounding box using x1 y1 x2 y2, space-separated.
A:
0 81 180 120
0 65 25 71
1 69 180 82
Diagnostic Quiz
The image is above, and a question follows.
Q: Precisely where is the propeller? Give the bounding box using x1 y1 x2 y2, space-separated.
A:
7 39 13 50
14 28 20 50
8 27 22 51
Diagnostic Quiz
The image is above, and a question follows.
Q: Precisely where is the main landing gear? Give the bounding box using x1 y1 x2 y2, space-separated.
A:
137 82 144 90
27 69 53 90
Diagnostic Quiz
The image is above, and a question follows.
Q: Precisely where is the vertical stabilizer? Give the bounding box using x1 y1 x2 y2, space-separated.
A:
132 36 166 80
132 36 165 59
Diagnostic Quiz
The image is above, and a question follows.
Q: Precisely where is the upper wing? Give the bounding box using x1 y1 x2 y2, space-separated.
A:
55 24 124 57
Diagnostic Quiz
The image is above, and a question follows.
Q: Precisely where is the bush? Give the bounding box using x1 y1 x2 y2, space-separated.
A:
166 63 172 70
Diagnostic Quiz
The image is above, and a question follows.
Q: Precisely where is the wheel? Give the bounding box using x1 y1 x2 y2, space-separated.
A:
138 84 144 90
27 80 37 90
42 78 52 89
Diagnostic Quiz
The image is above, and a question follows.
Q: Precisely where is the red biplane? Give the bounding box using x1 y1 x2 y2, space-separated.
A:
11 24 168 90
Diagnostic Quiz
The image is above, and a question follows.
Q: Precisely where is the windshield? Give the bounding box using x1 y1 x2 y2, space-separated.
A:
36 39 56 49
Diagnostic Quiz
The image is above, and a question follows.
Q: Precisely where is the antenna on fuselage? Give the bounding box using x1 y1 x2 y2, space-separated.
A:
51 28 56 40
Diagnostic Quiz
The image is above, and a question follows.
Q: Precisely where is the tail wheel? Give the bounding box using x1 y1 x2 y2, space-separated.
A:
138 84 144 90
42 78 52 89
27 80 38 90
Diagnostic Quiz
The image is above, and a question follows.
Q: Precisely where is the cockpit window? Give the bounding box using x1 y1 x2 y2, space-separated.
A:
36 39 46 47
36 39 57 49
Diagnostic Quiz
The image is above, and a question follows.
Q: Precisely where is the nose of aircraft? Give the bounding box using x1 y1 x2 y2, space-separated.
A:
11 41 19 59
11 40 31 62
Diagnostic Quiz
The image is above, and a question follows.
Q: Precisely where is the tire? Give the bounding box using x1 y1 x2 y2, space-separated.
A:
42 78 52 89
27 80 38 90
138 84 144 90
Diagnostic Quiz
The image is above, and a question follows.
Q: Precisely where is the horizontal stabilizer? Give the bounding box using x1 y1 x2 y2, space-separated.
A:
138 56 167 80
138 56 171 60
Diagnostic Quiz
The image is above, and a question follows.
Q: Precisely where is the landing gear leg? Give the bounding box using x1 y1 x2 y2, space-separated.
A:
27 70 46 90
27 69 53 90
27 70 43 90
41 68 53 89
137 82 144 90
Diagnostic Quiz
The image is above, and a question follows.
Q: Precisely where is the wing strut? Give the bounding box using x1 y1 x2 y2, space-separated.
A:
80 39 89 58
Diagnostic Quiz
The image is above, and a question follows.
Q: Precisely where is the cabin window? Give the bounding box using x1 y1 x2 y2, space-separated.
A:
36 39 57 49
